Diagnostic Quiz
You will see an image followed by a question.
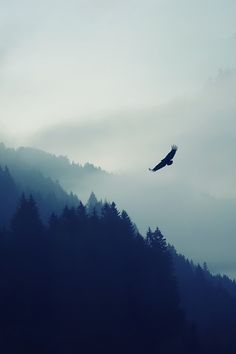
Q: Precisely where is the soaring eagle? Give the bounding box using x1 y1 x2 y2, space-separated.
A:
149 145 178 172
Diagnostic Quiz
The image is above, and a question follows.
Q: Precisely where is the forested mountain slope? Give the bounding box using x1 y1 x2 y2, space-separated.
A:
0 161 79 225
0 143 110 201
0 193 236 353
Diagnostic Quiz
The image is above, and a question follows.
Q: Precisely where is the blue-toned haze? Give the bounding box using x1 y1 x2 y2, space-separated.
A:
0 0 236 277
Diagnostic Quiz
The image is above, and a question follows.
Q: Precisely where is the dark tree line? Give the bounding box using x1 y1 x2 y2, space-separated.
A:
0 195 195 354
0 194 236 353
170 247 236 354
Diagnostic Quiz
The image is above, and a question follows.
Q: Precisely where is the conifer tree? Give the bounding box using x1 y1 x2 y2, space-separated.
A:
86 191 98 215
11 194 43 240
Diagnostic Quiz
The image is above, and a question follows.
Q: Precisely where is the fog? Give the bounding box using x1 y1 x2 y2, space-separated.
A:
31 69 236 198
1 0 236 136
1 0 236 277
24 69 236 278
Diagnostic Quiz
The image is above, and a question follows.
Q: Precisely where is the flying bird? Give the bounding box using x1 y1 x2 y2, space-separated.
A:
149 145 178 172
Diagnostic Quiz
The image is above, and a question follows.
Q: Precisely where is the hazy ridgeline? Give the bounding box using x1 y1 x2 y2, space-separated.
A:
1 142 236 279
0 143 236 353
0 144 79 225
1 1 236 352
0 143 109 202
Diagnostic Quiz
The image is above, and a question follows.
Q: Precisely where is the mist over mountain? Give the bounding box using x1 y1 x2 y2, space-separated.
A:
0 143 79 224
1 1 236 352
0 142 111 202
10 68 234 278
1 141 235 279
1 141 236 352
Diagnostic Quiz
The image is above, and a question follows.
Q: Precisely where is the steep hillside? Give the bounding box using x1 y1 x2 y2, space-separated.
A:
0 143 111 201
0 146 79 224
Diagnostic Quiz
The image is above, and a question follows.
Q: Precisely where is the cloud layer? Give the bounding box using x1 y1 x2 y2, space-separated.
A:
27 70 236 278
1 0 236 136
1 0 236 277
31 69 236 198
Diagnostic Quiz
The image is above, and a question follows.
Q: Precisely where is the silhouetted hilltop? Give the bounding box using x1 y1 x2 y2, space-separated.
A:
0 143 111 201
0 144 80 224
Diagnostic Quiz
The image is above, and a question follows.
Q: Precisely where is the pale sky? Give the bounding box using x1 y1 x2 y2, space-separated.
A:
1 0 236 277
0 0 236 138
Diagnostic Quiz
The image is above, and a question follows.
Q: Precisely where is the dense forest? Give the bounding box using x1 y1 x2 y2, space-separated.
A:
0 159 236 353
0 194 188 354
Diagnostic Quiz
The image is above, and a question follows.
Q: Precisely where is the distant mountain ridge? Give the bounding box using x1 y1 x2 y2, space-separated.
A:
1 142 236 353
1 142 236 283
0 143 111 201
0 143 80 224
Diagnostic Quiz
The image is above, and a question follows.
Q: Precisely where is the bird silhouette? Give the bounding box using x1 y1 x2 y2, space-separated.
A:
149 145 178 172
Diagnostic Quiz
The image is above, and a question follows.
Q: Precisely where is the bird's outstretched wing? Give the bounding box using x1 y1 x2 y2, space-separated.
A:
149 159 167 172
163 145 178 162
149 145 178 172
